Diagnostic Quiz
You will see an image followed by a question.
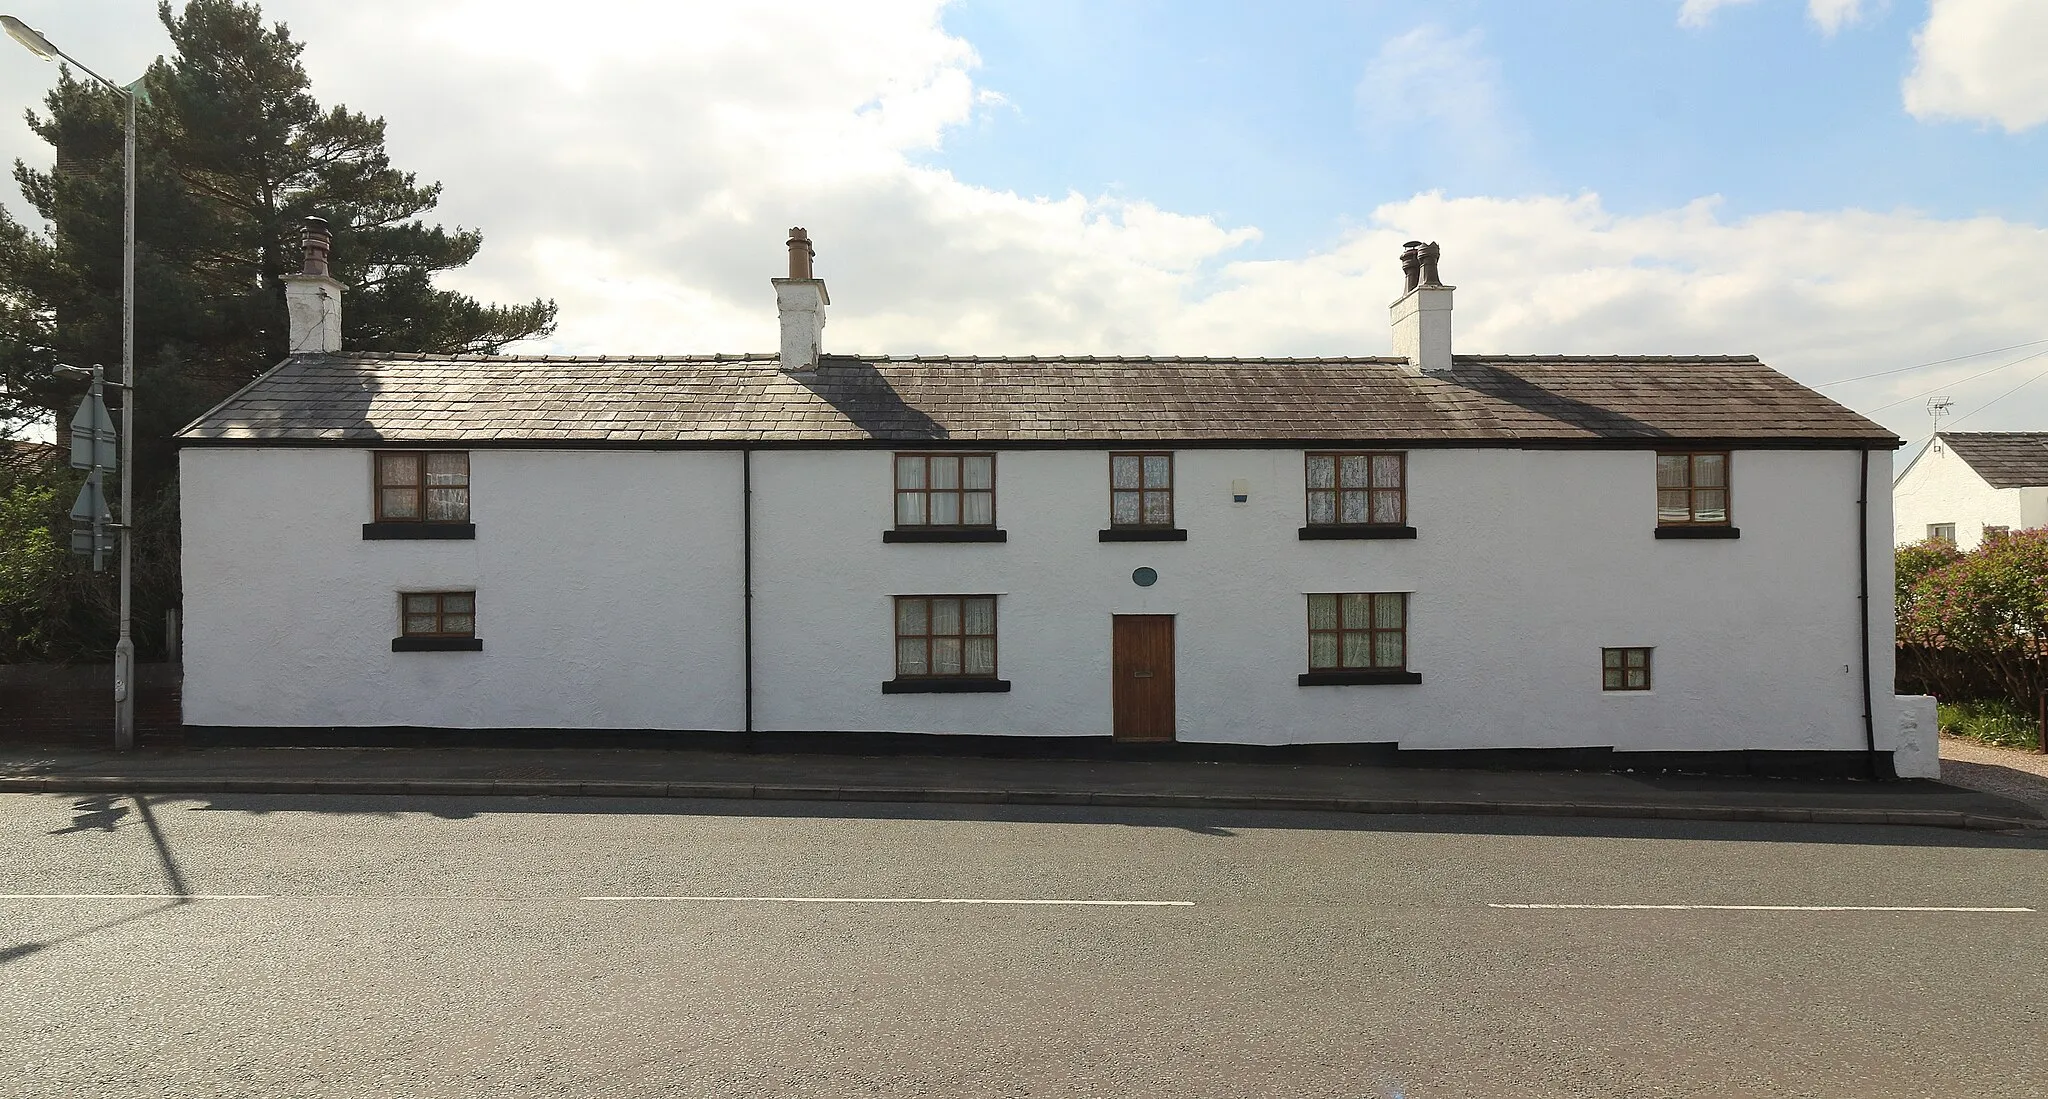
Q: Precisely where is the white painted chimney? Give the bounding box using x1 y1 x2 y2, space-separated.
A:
281 216 346 354
772 227 828 374
1390 240 1453 376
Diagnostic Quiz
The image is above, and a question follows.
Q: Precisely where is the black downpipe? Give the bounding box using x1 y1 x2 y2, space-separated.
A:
743 447 754 735
1858 447 1878 776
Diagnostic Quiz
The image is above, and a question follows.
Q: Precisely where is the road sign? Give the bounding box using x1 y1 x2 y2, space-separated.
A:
69 477 115 570
69 391 117 471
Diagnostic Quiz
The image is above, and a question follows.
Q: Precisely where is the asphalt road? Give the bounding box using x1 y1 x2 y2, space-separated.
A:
3 793 2046 1098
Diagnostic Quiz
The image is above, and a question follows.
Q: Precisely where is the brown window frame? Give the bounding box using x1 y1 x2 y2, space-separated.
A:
1305 452 1407 527
1306 592 1408 671
891 595 999 680
893 453 997 529
374 451 470 523
1109 452 1175 528
1602 647 1652 691
1654 451 1731 527
399 591 476 639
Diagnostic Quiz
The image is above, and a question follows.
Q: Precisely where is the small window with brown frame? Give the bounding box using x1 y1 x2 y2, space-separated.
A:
1602 647 1651 691
400 592 475 638
376 451 470 522
1110 452 1173 528
893 596 998 679
894 453 995 528
1306 452 1405 526
1655 452 1729 526
1307 593 1407 670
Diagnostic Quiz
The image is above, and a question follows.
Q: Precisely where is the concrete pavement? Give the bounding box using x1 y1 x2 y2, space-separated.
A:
0 743 2041 830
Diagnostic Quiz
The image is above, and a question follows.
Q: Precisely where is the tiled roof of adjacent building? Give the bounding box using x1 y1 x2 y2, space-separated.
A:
175 352 1901 447
1937 432 2048 488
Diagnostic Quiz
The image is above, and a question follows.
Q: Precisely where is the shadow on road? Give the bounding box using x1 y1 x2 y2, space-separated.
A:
143 792 2048 850
4 794 195 968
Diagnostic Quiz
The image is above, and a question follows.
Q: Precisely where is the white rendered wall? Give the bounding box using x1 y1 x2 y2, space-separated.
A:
751 446 1891 753
1893 440 2020 549
181 448 747 729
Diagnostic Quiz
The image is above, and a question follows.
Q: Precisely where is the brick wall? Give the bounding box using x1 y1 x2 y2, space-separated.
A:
0 664 183 747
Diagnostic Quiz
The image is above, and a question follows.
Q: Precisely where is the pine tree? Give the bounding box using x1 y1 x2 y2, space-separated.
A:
0 0 556 660
1 0 555 464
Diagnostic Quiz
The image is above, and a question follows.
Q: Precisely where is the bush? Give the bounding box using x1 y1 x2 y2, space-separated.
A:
1938 699 2042 751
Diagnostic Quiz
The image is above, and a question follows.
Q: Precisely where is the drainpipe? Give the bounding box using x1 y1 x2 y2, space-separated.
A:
1858 448 1878 776
743 447 754 735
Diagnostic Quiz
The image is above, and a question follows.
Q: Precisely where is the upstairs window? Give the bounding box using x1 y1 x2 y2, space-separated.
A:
1306 452 1405 527
376 452 469 522
1110 453 1174 528
895 453 995 528
1655 452 1729 526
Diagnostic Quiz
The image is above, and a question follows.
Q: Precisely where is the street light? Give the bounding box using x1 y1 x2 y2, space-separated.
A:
6 15 138 751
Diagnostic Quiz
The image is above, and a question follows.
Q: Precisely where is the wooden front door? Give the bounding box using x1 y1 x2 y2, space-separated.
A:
1112 615 1176 742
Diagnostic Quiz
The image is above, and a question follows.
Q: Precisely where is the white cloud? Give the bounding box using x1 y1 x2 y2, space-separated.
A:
1678 0 1870 33
1807 0 1870 35
1903 0 2048 132
8 0 2048 448
1678 0 1762 29
1354 25 1521 181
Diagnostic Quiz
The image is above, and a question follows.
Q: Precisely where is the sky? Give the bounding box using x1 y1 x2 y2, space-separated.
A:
2 0 2046 452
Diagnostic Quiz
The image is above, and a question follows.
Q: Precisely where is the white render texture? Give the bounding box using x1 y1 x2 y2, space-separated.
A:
1892 438 2023 549
181 448 746 729
281 274 345 354
1389 285 1453 376
772 278 827 373
1891 694 1940 779
183 443 1897 758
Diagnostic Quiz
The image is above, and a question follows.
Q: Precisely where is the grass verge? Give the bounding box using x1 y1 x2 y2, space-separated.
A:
1938 699 2043 751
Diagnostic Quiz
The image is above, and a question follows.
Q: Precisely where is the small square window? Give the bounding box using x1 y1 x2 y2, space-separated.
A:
1984 525 2010 542
1602 647 1651 691
376 451 469 522
1927 523 1956 543
400 592 477 638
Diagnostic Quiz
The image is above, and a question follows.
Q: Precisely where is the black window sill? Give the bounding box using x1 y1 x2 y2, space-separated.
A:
1099 528 1188 542
1654 526 1740 539
883 529 1008 543
882 677 1012 694
392 637 483 652
364 522 476 540
1298 525 1417 540
1298 669 1422 686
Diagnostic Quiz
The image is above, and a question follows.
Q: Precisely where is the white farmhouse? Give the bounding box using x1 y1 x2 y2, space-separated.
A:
1893 432 2048 549
177 224 1923 776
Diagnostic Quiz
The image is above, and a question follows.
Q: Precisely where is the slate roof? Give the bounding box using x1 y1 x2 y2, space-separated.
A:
176 352 1899 447
1938 432 2048 487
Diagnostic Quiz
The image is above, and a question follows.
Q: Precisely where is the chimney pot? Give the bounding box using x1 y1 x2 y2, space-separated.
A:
786 226 815 281
1390 239 1453 377
300 216 333 277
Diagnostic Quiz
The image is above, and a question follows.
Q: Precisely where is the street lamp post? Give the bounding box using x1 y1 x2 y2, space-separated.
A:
6 15 138 750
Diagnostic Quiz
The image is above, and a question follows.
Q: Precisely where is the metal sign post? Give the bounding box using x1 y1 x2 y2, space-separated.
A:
63 362 131 750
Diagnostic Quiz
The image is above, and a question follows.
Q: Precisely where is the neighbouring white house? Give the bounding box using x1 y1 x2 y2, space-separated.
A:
1893 432 2048 550
176 223 1930 777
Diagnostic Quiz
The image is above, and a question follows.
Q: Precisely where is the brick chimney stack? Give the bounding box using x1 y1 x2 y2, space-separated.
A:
772 226 829 374
282 216 346 354
1390 239 1453 377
